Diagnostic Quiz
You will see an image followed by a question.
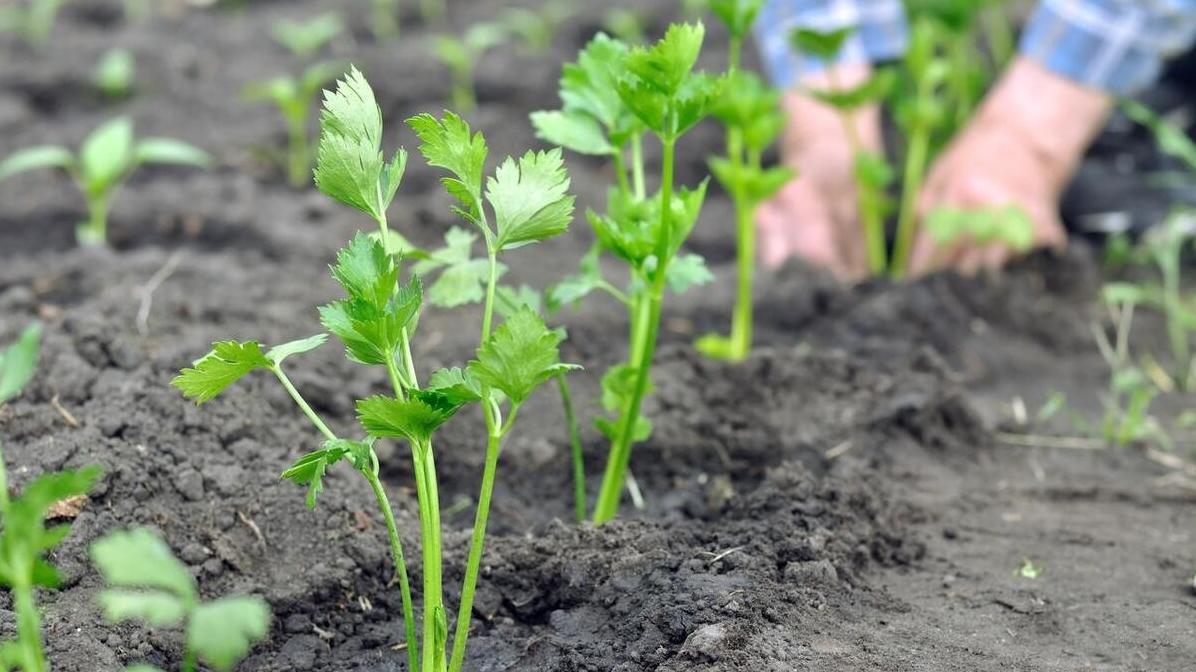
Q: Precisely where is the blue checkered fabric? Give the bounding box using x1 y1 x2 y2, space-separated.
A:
755 0 1196 94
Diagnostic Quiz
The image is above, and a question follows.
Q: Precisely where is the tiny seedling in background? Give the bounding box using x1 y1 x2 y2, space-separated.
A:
924 205 1035 261
602 8 645 45
433 23 509 113
0 117 210 246
371 0 400 40
271 12 344 59
92 48 136 100
1091 294 1171 449
0 323 104 672
0 0 66 46
1013 558 1042 580
500 0 577 55
697 0 792 361
533 24 722 523
245 62 345 187
791 27 896 275
91 528 270 672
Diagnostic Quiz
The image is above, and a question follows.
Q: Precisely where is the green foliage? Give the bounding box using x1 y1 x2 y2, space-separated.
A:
468 307 577 404
92 48 136 100
0 0 66 46
314 67 407 223
272 12 343 58
172 341 273 404
500 0 578 54
1123 100 1196 174
247 61 345 186
92 528 271 672
790 26 853 62
0 322 41 405
433 24 509 112
705 0 766 41
370 0 400 40
0 117 210 246
924 205 1035 251
602 8 645 45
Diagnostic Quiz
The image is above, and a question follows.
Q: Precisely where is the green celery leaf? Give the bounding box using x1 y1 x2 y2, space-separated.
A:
530 110 615 156
625 22 704 96
188 596 271 672
320 276 420 365
494 284 543 318
271 12 343 57
330 233 399 308
80 117 135 196
133 138 211 168
487 148 575 250
428 259 493 308
707 0 765 39
426 367 485 405
790 26 853 61
560 33 632 135
594 364 652 442
0 145 75 182
266 334 327 366
808 68 897 110
357 393 463 445
665 253 713 293
407 112 488 227
172 341 273 404
0 322 41 405
90 528 195 600
0 466 100 589
98 589 186 627
281 440 362 508
547 246 603 311
468 307 578 404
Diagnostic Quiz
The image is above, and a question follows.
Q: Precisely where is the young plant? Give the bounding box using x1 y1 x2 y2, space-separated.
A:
271 12 344 59
694 0 792 361
533 24 721 522
1090 296 1170 448
92 48 136 100
923 204 1034 262
1102 213 1196 390
0 323 103 672
0 117 210 246
176 68 576 672
421 0 445 24
371 0 400 40
602 8 645 45
0 0 66 46
790 27 896 275
245 62 345 187
433 23 508 113
499 0 577 55
91 528 271 672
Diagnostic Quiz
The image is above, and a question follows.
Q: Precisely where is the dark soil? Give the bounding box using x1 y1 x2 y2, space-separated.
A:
1 1 1194 671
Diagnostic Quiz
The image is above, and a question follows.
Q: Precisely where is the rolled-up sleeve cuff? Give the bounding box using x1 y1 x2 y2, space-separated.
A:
754 0 909 89
1020 0 1196 95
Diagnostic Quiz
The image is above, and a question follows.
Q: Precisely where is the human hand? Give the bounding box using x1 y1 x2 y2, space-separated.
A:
907 58 1112 276
757 65 883 282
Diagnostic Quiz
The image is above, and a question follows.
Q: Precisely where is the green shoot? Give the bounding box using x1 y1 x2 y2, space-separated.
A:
602 8 645 45
0 0 66 46
433 23 509 113
271 12 344 59
177 67 577 672
1014 558 1042 579
500 0 577 55
694 0 791 361
1091 295 1170 448
245 62 345 186
0 323 103 672
92 48 136 100
534 24 721 523
371 0 400 40
91 528 270 672
421 0 445 24
1123 99 1196 175
0 117 210 246
924 204 1035 260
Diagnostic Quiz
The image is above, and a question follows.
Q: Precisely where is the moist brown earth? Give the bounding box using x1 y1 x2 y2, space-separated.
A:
1 1 1194 671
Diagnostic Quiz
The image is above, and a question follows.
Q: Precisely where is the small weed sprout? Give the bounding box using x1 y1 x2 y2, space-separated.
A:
176 68 577 672
92 48 136 100
0 0 66 46
91 528 271 672
245 63 345 187
1014 558 1042 579
0 323 103 672
533 24 721 522
271 12 344 59
1091 294 1170 448
697 0 794 361
433 23 508 113
0 117 210 246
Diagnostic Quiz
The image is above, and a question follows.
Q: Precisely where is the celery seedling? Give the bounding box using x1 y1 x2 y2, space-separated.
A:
790 27 897 275
177 68 576 672
245 62 345 186
371 0 400 39
500 0 577 55
535 24 721 522
924 204 1034 259
92 48 135 100
0 0 65 46
0 117 210 246
0 323 103 672
92 528 270 672
433 23 508 113
271 12 344 59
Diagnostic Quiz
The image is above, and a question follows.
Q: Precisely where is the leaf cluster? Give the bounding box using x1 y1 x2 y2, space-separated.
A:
272 12 344 58
924 205 1034 251
92 528 271 672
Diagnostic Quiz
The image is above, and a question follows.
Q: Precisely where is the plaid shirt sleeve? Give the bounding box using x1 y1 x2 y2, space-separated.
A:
752 0 909 89
1020 0 1196 95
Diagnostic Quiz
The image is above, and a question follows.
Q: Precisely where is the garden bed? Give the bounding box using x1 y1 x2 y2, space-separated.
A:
1 1 1194 671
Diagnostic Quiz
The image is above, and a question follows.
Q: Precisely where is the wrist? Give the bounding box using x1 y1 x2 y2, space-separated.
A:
980 58 1112 192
